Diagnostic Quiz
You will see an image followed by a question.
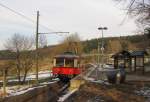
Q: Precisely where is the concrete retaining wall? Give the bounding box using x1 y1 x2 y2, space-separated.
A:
69 79 85 91
0 83 60 102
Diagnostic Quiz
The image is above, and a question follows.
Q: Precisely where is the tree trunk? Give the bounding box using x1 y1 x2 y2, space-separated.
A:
17 68 21 83
16 50 21 84
22 69 28 84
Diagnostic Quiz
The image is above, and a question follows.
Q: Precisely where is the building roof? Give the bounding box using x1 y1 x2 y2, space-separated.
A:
130 50 148 57
112 50 131 58
112 50 148 59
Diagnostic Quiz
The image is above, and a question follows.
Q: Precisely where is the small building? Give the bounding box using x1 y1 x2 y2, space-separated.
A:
130 50 148 73
112 50 148 74
112 50 131 69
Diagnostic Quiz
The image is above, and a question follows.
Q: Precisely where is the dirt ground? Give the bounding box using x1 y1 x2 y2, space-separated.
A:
65 81 150 102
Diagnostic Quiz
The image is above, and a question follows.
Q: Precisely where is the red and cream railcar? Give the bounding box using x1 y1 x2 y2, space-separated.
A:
52 52 81 81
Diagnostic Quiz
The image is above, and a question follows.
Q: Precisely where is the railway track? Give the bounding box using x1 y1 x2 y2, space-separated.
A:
56 81 70 102
41 80 70 102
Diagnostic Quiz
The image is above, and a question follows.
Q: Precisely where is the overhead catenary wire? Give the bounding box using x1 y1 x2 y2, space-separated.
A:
0 2 55 32
118 0 136 26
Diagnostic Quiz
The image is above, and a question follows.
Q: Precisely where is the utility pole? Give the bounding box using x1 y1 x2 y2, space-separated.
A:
98 27 108 68
35 11 39 84
97 39 100 64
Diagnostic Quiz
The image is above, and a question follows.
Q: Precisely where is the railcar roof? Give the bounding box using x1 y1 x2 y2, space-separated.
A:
54 52 79 59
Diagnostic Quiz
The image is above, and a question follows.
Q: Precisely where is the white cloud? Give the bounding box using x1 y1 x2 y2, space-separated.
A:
0 0 137 49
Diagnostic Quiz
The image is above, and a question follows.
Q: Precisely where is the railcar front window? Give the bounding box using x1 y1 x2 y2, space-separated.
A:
56 58 64 67
65 59 74 67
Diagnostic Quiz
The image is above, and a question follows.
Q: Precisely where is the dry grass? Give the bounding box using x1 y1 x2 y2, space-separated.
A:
66 82 147 102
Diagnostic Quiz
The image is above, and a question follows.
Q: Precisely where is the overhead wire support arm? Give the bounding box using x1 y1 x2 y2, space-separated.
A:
38 32 69 35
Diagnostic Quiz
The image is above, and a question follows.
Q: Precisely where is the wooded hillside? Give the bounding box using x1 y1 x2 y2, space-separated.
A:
82 34 150 53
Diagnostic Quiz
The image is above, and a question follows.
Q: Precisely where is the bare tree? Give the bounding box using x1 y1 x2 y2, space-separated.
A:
5 34 34 84
115 0 150 26
39 34 47 48
20 51 34 84
59 33 83 54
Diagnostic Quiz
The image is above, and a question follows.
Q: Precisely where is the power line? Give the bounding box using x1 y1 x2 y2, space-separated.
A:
0 2 55 32
0 3 34 23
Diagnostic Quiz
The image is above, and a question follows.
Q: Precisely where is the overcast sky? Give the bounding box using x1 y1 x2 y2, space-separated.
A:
0 0 137 50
